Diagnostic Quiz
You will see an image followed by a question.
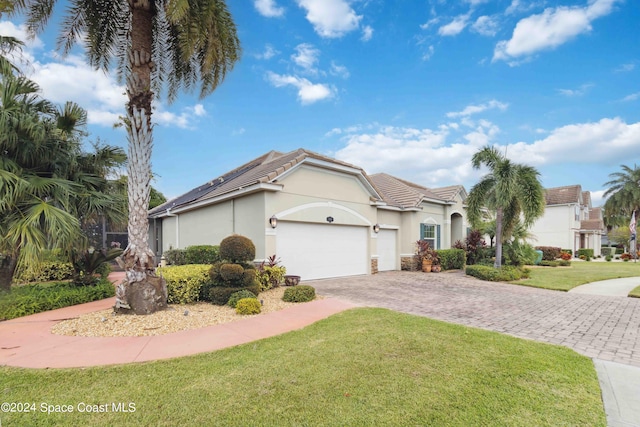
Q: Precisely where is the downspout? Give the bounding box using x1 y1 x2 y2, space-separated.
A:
166 208 179 248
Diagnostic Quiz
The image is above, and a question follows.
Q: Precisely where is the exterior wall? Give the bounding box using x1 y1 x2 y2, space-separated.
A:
161 216 177 251
264 165 378 271
528 205 577 251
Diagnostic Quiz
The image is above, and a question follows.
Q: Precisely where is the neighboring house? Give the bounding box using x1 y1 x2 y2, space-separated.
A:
528 185 605 256
148 149 469 280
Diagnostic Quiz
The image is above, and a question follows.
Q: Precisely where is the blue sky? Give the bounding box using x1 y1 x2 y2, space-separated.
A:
2 0 639 206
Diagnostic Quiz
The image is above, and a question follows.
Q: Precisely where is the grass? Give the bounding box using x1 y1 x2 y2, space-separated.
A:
629 285 640 298
512 261 640 291
1 308 605 426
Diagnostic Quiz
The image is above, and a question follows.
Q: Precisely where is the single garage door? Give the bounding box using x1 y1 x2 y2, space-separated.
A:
377 229 397 271
276 222 368 280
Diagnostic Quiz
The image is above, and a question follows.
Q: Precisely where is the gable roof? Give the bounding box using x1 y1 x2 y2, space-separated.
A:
149 149 381 217
544 185 583 206
369 173 464 209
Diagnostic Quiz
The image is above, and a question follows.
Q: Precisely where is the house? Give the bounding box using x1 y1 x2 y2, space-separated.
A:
148 149 469 280
527 185 605 256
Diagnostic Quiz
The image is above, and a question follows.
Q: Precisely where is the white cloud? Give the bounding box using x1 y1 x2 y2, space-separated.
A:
494 0 621 63
446 100 509 118
422 45 435 61
291 43 320 74
615 63 635 72
296 0 362 38
420 18 439 30
506 118 640 166
472 15 499 37
621 92 640 102
330 61 350 79
153 103 208 129
557 83 594 97
254 0 285 17
590 190 606 207
0 21 43 50
266 71 334 104
438 14 470 36
232 128 246 136
254 44 279 60
361 25 374 41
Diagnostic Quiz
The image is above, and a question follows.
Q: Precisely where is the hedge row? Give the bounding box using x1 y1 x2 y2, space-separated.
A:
157 264 211 304
163 245 220 265
0 280 115 321
435 249 466 270
465 265 530 282
534 246 562 261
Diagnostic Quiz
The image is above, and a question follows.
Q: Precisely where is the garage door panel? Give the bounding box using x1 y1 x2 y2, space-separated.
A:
276 222 368 280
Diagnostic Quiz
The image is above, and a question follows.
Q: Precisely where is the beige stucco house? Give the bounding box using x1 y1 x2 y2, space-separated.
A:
148 149 469 280
527 185 605 256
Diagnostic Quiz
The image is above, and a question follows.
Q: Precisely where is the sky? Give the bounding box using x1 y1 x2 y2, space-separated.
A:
2 0 639 207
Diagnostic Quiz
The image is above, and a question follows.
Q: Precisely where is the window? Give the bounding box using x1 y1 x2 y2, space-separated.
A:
420 224 441 249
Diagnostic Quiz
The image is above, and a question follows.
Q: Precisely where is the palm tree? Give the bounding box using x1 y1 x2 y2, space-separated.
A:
0 71 125 289
603 164 640 228
13 1 241 313
467 146 545 268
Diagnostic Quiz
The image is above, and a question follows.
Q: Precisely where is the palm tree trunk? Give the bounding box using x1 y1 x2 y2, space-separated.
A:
494 208 503 268
115 0 167 314
0 253 18 291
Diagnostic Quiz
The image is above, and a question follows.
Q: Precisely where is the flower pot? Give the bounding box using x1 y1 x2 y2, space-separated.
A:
431 265 441 273
421 259 432 273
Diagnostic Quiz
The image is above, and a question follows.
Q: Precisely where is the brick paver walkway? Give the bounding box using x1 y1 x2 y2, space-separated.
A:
307 271 640 367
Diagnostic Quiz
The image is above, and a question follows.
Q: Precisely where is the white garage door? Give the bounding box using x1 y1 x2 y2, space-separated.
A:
276 222 368 280
377 229 397 271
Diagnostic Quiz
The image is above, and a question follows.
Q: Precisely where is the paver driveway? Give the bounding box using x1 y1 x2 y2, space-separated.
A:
307 270 640 367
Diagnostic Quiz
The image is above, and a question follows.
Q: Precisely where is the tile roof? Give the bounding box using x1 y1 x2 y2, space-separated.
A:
589 207 603 220
149 149 376 216
582 191 592 208
369 173 462 209
544 185 583 205
581 219 605 232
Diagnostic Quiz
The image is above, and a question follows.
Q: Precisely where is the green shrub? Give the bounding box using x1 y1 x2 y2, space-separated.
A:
558 260 571 266
209 284 260 305
605 255 613 262
164 248 187 265
535 246 562 261
504 241 537 266
157 264 211 304
561 249 573 255
577 249 594 259
539 260 560 267
235 298 261 315
283 285 316 303
184 245 220 265
228 289 257 308
14 261 74 283
219 235 255 263
0 280 115 321
220 263 245 282
616 247 624 254
601 247 615 257
465 265 529 282
256 265 287 291
435 249 465 270
242 269 258 288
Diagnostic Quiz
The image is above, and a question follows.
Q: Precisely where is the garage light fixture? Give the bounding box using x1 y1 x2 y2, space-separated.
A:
373 224 380 233
326 216 334 223
269 215 278 229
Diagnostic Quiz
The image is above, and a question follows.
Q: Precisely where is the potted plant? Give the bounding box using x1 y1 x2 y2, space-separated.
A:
431 252 441 272
416 240 436 273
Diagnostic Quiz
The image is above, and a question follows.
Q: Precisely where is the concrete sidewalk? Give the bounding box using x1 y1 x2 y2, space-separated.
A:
569 277 640 297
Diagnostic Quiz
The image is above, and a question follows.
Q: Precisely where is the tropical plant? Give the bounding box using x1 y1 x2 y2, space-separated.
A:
0 64 126 289
603 164 640 229
12 0 241 314
467 146 545 268
70 247 124 286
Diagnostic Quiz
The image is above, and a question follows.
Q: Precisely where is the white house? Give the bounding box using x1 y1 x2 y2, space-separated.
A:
528 185 605 256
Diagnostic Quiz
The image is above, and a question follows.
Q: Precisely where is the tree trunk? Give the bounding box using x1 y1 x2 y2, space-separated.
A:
494 208 503 269
115 0 167 315
0 253 17 291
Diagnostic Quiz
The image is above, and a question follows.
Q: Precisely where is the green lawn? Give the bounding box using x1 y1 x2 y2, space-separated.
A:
629 285 640 298
513 261 640 291
1 308 604 426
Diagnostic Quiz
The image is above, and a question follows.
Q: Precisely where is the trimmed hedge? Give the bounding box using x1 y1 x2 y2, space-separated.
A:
577 249 594 259
14 261 74 283
435 249 466 270
163 248 187 266
465 265 530 282
227 289 257 308
157 264 211 304
535 246 562 261
600 247 615 257
236 298 261 315
184 245 220 265
0 280 115 321
209 285 260 305
283 285 316 303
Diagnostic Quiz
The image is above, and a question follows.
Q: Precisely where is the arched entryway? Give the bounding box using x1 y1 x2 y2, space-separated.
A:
451 212 464 245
